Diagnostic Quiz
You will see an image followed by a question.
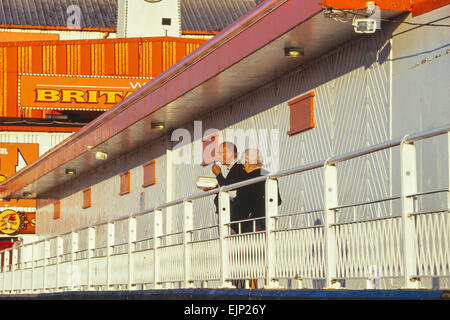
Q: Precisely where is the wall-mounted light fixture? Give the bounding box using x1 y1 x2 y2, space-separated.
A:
65 169 76 175
151 121 165 130
22 192 35 198
95 151 108 160
284 47 304 58
144 0 162 3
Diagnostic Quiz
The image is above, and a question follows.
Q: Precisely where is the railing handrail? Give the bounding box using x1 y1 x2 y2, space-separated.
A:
0 124 448 254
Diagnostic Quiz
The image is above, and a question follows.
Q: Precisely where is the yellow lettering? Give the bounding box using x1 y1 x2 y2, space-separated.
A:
35 89 60 102
61 90 86 103
125 91 134 98
87 90 99 103
99 91 123 104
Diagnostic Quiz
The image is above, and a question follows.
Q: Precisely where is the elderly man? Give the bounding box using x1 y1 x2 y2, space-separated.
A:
205 142 247 231
212 142 245 187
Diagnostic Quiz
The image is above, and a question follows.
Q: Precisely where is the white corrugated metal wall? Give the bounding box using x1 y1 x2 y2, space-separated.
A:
0 131 72 155
171 28 393 236
30 8 449 289
36 135 168 239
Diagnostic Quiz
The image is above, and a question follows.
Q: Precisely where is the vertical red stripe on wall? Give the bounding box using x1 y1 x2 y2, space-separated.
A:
176 41 186 63
80 44 91 75
31 45 43 74
56 44 67 74
152 41 163 78
128 42 139 76
104 43 115 75
30 46 43 118
6 46 18 117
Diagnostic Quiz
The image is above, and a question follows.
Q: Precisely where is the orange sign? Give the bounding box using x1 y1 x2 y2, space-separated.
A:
0 143 39 208
0 143 39 180
18 74 152 111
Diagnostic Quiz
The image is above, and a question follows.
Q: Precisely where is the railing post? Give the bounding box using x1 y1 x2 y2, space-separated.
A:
87 227 95 290
265 178 280 288
106 223 114 290
55 237 63 292
324 161 340 289
128 217 136 290
400 139 420 288
0 252 3 293
183 201 194 288
70 232 78 291
31 243 35 292
153 209 163 289
19 246 25 293
4 250 10 292
42 240 50 293
218 190 233 288
11 248 16 293
31 243 36 293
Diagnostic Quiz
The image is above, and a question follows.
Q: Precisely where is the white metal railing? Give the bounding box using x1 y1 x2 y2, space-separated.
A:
0 124 449 293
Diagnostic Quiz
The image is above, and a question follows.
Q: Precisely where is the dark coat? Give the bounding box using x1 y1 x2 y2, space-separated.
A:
232 168 282 233
214 165 281 234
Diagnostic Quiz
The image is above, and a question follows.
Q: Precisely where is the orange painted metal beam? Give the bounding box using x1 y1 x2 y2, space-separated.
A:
412 0 449 16
0 24 115 33
0 36 206 48
0 31 59 42
0 126 81 132
322 0 412 11
181 30 219 36
322 0 449 15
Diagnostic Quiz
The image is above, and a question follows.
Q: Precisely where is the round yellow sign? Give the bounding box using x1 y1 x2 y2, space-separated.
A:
0 209 21 235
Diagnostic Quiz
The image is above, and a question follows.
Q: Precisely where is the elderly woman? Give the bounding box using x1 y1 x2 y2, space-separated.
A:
232 149 281 233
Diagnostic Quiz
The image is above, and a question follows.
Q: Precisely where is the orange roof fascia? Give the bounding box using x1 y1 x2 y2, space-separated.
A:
0 24 116 33
322 0 412 11
0 35 207 48
182 30 220 36
411 0 449 16
0 126 81 133
0 31 59 42
322 0 449 15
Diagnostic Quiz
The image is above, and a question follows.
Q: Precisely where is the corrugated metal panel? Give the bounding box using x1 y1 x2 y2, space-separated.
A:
0 0 267 33
0 131 72 156
0 37 206 118
0 0 117 30
180 0 264 32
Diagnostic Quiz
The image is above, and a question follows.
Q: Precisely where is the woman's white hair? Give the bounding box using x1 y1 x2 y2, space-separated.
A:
243 148 263 166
